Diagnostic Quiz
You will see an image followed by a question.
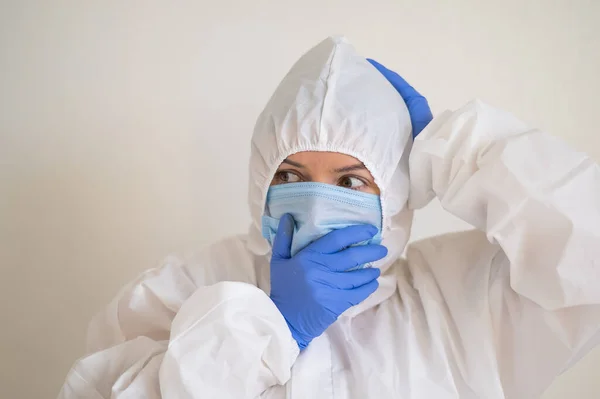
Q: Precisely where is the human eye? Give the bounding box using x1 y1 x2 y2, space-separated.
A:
272 171 302 185
338 176 367 191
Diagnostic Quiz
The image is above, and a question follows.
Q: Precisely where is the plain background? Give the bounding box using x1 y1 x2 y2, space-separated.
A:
1 1 599 398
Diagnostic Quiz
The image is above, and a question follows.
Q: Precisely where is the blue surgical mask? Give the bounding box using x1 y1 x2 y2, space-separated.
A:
262 182 383 264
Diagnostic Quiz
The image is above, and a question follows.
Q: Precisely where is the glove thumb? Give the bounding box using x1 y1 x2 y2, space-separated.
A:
272 214 294 260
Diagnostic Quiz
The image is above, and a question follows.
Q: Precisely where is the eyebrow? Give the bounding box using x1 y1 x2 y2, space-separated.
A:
281 159 367 173
282 159 305 168
333 164 367 173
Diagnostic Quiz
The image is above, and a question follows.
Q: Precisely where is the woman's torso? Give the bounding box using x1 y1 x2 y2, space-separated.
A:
185 230 507 399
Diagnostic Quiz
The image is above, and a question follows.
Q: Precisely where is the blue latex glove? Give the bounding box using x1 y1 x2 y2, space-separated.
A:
368 59 433 138
270 214 387 350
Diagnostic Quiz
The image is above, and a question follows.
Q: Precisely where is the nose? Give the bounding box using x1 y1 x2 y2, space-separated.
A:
307 171 338 186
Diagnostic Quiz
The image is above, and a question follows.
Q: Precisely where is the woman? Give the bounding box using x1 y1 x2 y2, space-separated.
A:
59 36 600 398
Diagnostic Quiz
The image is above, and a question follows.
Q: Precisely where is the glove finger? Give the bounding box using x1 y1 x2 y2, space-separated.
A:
322 268 380 290
367 58 421 101
344 279 380 307
408 97 434 137
367 58 433 138
324 245 388 272
325 280 380 315
304 225 378 254
272 214 295 259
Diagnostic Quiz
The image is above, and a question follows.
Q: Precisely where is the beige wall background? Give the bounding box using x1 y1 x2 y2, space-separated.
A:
1 1 599 397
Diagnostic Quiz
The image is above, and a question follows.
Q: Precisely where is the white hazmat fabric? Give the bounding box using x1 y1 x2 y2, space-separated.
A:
58 36 600 399
248 36 413 269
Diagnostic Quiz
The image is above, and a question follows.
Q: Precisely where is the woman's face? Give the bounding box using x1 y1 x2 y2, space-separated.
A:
270 151 380 195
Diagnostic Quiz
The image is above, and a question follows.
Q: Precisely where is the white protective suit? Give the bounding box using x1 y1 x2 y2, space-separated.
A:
59 37 600 399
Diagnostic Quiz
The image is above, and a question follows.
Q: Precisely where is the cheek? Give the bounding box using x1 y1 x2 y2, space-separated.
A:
365 185 381 195
366 173 381 195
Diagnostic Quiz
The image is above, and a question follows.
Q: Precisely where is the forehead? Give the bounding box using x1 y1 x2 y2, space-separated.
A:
284 151 363 168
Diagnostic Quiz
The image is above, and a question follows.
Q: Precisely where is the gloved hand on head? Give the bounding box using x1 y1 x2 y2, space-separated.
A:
269 214 388 350
368 59 433 138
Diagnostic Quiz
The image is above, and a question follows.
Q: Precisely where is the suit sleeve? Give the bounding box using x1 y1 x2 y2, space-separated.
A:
58 240 298 399
408 100 600 397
